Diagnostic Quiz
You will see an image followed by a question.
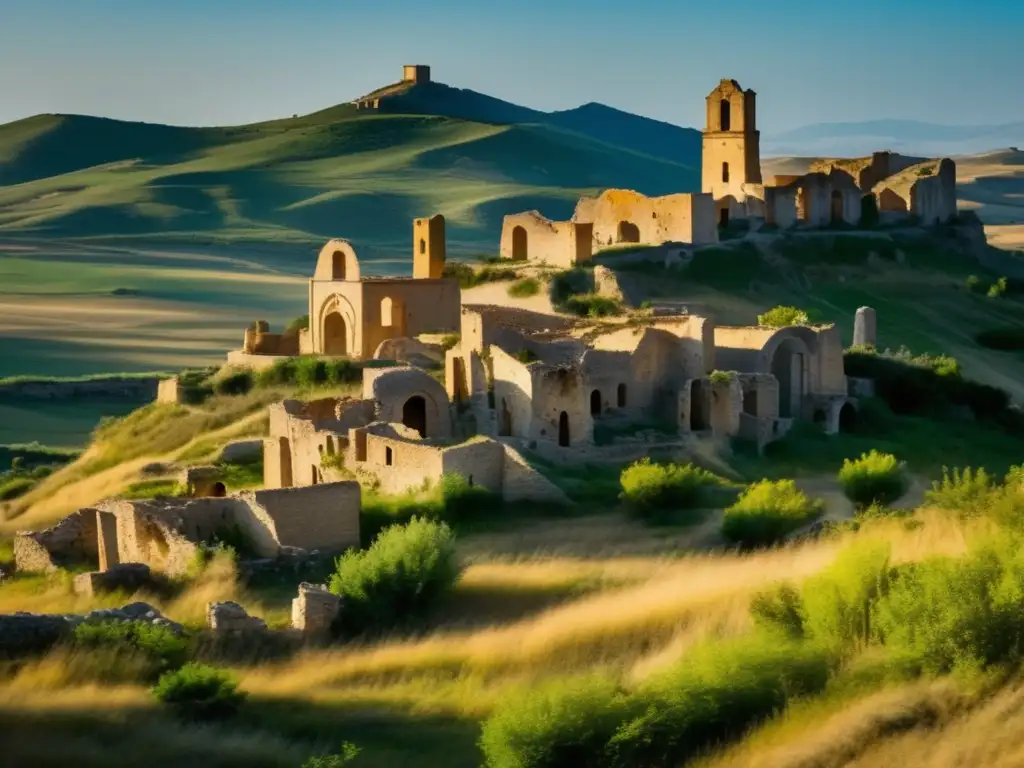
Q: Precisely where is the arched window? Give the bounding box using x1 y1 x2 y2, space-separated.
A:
381 297 394 327
331 251 346 280
720 99 731 131
558 411 570 447
722 162 730 184
385 447 393 466
419 238 426 255
590 389 602 416
617 383 627 408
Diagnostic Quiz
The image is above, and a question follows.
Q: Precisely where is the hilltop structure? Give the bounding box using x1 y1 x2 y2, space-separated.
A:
499 78 960 267
229 215 460 368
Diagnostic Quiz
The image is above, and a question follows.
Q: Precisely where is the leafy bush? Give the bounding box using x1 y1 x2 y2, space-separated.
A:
74 621 188 682
439 472 500 524
872 537 1024 674
619 458 720 523
722 480 823 547
443 262 519 289
480 675 632 768
925 466 1000 516
153 662 246 719
607 635 831 767
328 516 461 634
707 370 735 384
508 277 540 298
0 475 35 500
838 450 908 508
254 356 363 389
563 293 623 318
212 368 254 397
987 276 1008 298
843 346 1011 423
757 305 809 328
976 327 1024 351
286 314 310 333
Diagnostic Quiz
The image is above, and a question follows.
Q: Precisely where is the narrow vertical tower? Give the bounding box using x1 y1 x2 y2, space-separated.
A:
413 214 446 279
701 79 762 201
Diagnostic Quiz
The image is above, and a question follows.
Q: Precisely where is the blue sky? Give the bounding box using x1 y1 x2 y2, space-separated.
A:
2 0 1022 131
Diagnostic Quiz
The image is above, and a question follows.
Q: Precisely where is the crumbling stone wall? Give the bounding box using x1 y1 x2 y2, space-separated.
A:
246 482 361 554
571 189 718 249
364 365 452 439
14 509 98 573
499 212 593 267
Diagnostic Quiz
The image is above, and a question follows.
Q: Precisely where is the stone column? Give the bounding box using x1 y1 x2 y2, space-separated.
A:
291 582 342 640
853 307 877 348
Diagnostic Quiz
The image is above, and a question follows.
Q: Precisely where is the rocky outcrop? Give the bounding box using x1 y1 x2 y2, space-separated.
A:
206 601 267 633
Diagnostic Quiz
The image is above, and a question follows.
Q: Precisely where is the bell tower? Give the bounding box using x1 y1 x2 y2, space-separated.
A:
701 79 762 200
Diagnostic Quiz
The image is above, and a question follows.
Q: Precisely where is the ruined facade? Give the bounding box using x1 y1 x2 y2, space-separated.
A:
230 217 460 366
499 211 594 267
701 81 959 229
15 483 361 577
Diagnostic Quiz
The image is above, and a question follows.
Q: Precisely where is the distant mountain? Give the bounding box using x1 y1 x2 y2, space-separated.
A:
763 119 1024 158
0 78 702 258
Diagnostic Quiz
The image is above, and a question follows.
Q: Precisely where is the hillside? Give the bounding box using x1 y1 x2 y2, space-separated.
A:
0 82 701 251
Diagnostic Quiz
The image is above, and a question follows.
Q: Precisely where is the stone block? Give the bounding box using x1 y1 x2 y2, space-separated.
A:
291 582 341 637
207 601 267 633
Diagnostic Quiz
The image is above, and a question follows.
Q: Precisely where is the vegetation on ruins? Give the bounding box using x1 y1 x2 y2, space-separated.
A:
838 450 908 508
72 621 189 683
444 261 520 289
507 277 541 298
327 516 461 635
756 305 810 328
721 479 824 547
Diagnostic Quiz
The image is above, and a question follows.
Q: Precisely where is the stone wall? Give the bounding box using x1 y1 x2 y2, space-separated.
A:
500 443 571 504
572 189 719 249
14 509 99 573
247 481 361 554
499 211 592 267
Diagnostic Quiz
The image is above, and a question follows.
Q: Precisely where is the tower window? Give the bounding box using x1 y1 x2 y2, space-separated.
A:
722 162 730 184
720 99 731 131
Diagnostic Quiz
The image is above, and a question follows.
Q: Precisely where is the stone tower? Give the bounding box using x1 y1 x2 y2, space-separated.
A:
413 214 446 279
701 79 762 202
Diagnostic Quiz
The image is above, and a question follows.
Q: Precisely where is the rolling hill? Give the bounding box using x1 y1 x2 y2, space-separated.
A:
0 79 702 256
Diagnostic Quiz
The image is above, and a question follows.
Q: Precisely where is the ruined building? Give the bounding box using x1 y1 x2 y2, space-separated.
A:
230 216 460 367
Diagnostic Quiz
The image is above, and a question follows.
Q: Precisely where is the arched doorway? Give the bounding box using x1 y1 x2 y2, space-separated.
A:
617 221 640 243
590 389 602 416
839 402 858 432
402 395 427 438
499 397 512 436
690 380 709 431
512 226 528 260
771 339 806 419
617 383 627 408
211 482 226 498
558 411 570 447
323 312 347 355
830 190 844 224
380 297 406 335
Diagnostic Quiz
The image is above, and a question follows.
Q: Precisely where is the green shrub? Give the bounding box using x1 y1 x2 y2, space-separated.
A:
443 262 519 289
619 458 719 523
0 476 35 500
286 314 310 333
563 294 623 318
328 517 461 634
757 305 809 328
607 635 831 767
213 369 254 397
253 356 362 389
722 480 823 547
440 333 461 351
838 450 908 508
74 621 189 682
872 537 1024 674
708 370 735 384
302 744 362 767
439 472 500 524
925 466 1000 516
152 662 246 719
508 277 540 298
987 276 1008 298
480 675 631 768
976 327 1024 351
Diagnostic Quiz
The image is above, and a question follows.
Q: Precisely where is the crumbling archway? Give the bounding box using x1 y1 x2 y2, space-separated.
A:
770 338 807 418
402 395 427 438
617 221 640 244
690 380 709 431
323 312 347 355
830 190 844 224
558 411 570 447
512 226 528 260
590 389 602 416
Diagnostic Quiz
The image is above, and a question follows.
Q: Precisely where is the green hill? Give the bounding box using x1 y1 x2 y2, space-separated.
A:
0 82 702 256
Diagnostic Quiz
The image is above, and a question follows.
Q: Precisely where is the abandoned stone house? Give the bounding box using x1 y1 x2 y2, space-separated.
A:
15 482 361 577
701 79 959 229
228 215 460 368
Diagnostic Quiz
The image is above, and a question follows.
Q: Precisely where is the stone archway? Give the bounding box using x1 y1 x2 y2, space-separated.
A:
839 402 858 432
512 226 528 260
402 395 427 438
617 221 640 243
558 411 570 447
590 389 602 416
323 312 347 355
771 338 807 418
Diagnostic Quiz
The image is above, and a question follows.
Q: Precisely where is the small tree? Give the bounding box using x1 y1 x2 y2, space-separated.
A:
757 306 809 328
152 663 246 719
838 450 908 509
